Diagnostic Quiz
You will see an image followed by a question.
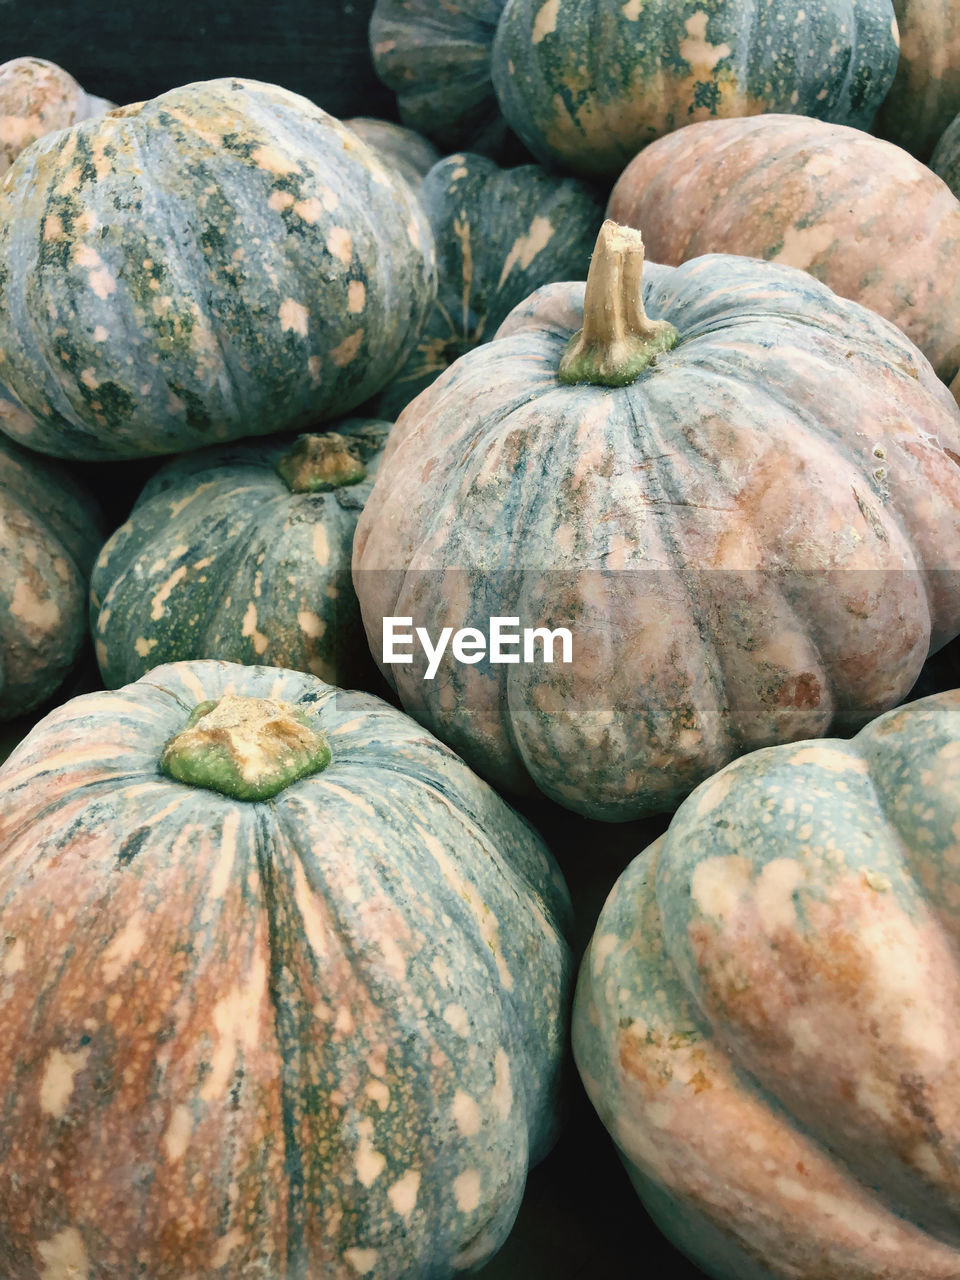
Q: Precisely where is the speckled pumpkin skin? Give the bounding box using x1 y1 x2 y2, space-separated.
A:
574 691 960 1279
353 253 960 822
90 420 390 691
490 0 899 178
0 57 112 177
374 152 603 419
0 434 102 720
0 659 572 1279
370 0 510 153
344 117 440 196
608 114 960 391
0 78 436 460
876 0 960 161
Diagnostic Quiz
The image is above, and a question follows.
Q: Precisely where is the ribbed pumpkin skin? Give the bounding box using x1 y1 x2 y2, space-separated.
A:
0 434 102 720
876 0 960 161
370 0 509 153
608 114 960 391
574 691 960 1280
344 118 441 195
0 79 436 460
374 152 603 418
490 0 899 178
0 57 111 177
932 112 960 199
90 421 389 691
353 254 960 822
0 659 572 1279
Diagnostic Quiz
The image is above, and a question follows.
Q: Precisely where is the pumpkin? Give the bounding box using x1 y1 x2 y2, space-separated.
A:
353 221 960 822
4 1 394 122
344 117 440 195
0 658 572 1278
91 421 390 691
574 689 960 1280
0 432 102 721
875 0 960 161
488 0 900 178
370 0 510 154
932 111 960 199
608 114 960 394
0 57 112 177
0 78 436 461
373 151 604 419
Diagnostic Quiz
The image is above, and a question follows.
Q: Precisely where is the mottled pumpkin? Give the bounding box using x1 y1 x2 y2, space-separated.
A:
0 433 102 720
353 221 960 821
0 57 111 177
489 0 899 178
344 117 440 195
370 0 510 153
608 113 960 393
575 690 960 1279
876 0 960 161
374 152 603 419
0 659 572 1278
91 422 390 691
0 78 436 460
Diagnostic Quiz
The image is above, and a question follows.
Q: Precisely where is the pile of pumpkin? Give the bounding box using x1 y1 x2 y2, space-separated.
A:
2 0 960 1273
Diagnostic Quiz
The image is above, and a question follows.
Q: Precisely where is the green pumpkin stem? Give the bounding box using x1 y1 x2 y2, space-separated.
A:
558 220 679 387
276 433 367 493
160 695 331 800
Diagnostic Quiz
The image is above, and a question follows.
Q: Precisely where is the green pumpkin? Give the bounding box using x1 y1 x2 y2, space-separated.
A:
374 152 604 419
0 78 436 460
344 117 441 195
490 0 900 177
0 432 102 720
91 421 390 690
370 0 510 153
0 659 572 1278
353 222 960 821
574 690 960 1279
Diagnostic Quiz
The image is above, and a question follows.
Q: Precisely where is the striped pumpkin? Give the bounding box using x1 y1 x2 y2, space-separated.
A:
0 432 102 719
0 659 572 1278
608 114 960 395
0 78 436 460
374 152 603 419
353 221 960 821
491 0 900 178
574 690 960 1279
91 422 389 690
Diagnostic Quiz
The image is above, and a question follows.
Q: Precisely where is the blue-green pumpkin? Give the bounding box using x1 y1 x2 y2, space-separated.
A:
490 0 900 177
91 422 390 691
0 78 436 460
0 431 102 719
370 0 510 153
574 690 960 1279
374 152 604 419
0 659 572 1278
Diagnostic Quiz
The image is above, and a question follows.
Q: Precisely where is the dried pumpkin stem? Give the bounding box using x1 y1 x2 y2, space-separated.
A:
558 219 679 387
160 695 331 800
276 432 367 493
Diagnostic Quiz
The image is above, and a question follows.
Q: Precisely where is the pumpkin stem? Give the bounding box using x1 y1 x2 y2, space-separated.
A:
558 220 679 387
276 433 367 493
160 695 331 800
